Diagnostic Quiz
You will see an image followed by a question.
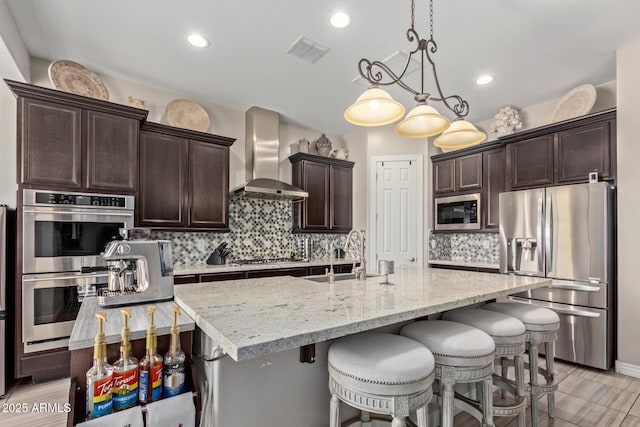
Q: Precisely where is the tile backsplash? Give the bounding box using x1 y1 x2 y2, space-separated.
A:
428 232 500 265
151 197 355 265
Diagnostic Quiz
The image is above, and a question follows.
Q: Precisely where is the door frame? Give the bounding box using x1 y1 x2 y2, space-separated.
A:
368 154 424 270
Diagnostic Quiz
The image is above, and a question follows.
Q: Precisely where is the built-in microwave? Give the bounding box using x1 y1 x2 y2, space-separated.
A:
435 193 481 230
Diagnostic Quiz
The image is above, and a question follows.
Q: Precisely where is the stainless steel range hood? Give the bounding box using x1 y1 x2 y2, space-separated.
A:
231 107 308 201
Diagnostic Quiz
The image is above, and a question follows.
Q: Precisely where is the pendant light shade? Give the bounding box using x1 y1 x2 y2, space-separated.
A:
433 119 487 149
394 103 450 138
344 87 405 127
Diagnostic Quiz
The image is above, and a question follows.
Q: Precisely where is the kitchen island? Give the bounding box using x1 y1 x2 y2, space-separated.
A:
174 266 550 426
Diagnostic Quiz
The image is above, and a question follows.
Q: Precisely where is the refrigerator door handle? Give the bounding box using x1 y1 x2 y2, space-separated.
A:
551 307 601 318
550 283 601 292
545 190 553 276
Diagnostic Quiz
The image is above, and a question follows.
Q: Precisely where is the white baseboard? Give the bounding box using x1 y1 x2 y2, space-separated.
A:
615 360 640 378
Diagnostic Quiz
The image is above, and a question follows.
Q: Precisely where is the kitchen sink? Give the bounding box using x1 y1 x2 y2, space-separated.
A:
304 273 380 283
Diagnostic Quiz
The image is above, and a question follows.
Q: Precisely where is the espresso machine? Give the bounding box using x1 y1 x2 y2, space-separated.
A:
98 228 174 307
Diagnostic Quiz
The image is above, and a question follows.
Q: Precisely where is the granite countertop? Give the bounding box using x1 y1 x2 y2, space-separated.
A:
69 299 195 351
173 267 550 362
174 257 358 275
428 259 500 270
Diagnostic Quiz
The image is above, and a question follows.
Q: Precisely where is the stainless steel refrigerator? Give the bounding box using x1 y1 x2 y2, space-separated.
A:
499 182 614 369
1 206 15 396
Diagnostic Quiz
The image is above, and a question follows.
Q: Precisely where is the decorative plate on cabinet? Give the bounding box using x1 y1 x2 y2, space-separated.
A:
48 59 109 100
165 99 210 132
550 84 597 123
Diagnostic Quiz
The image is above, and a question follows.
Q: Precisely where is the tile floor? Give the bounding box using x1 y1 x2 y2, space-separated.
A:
2 360 640 426
0 377 70 427
454 359 640 427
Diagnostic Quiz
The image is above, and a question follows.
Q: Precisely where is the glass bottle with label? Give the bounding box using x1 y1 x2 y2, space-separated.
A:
163 306 186 397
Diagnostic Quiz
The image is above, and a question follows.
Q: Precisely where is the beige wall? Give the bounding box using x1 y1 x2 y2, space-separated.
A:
616 39 640 368
28 57 347 192
473 80 616 145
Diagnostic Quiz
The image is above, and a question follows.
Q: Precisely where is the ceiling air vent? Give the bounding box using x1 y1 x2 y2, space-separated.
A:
286 36 330 64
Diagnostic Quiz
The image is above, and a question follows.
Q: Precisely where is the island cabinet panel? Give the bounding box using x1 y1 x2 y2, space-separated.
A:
557 119 615 183
482 147 505 229
8 80 148 194
290 153 354 233
19 98 83 189
86 111 138 192
139 131 188 228
137 122 234 231
507 134 555 189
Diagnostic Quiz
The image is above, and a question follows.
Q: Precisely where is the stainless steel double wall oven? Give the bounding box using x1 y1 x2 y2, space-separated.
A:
21 189 134 353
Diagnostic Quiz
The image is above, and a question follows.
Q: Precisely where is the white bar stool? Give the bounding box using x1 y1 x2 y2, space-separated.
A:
401 320 496 427
483 302 560 427
328 332 436 427
443 308 527 427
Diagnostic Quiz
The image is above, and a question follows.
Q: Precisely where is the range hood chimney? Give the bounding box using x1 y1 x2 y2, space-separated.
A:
231 106 308 201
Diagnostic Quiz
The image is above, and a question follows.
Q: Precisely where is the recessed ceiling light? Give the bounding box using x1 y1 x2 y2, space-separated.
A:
330 11 351 28
187 33 210 48
476 75 494 85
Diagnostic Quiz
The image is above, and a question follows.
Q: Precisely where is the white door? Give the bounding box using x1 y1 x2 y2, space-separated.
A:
375 160 419 267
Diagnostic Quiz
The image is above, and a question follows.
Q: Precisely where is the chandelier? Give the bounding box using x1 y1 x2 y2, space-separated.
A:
344 0 486 149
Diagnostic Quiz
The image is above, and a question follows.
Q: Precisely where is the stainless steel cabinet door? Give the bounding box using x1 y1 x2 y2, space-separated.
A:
545 182 612 283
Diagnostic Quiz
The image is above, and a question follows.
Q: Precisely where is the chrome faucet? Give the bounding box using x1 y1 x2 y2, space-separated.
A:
343 229 366 280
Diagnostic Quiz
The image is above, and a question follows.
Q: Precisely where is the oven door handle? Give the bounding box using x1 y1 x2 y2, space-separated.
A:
22 208 132 216
549 283 601 292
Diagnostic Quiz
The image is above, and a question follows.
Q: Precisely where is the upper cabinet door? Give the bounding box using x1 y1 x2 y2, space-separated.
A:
330 165 353 232
456 153 483 191
138 131 188 227
20 98 82 189
188 140 229 229
433 159 455 194
482 148 505 229
556 119 614 183
303 161 331 230
86 111 138 192
507 135 555 189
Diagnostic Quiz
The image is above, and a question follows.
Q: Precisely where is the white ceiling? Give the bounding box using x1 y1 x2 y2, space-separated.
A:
5 0 640 135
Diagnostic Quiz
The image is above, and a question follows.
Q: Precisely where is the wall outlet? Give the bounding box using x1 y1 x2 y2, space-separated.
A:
482 239 490 249
197 239 206 252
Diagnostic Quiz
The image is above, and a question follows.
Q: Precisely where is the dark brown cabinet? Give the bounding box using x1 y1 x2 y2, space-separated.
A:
557 120 615 183
289 153 354 233
431 108 616 232
172 262 358 284
433 153 482 195
507 135 555 189
8 80 147 194
504 109 616 189
138 122 234 231
482 147 506 229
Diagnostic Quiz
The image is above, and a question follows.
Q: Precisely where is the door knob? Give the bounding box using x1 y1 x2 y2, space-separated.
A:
408 257 416 262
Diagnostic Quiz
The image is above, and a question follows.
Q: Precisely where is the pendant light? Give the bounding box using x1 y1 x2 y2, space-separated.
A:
344 87 405 127
344 0 486 148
